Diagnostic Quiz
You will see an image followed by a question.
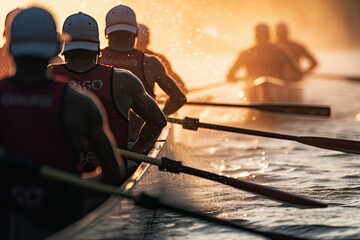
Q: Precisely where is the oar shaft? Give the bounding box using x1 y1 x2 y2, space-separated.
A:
199 121 296 141
167 117 295 141
179 164 327 208
184 102 330 117
118 149 327 208
135 193 306 240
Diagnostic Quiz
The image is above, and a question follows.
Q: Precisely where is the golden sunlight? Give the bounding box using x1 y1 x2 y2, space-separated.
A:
1 0 359 85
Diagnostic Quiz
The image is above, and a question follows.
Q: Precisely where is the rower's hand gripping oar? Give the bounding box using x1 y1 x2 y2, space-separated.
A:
182 101 331 117
168 117 360 155
0 155 306 240
118 149 327 209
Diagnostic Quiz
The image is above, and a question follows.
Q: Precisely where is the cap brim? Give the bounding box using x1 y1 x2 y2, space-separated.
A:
63 41 99 53
105 24 137 35
10 42 58 59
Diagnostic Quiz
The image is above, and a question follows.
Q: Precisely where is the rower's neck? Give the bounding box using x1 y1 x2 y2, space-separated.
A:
13 57 50 84
65 58 97 72
108 37 135 52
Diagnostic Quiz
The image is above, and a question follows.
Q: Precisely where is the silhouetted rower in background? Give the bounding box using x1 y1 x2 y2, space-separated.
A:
227 23 301 82
275 22 318 74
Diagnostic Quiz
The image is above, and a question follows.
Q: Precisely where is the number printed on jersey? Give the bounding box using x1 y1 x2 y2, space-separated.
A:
70 79 104 91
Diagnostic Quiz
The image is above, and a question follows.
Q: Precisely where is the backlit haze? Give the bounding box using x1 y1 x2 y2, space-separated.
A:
1 0 359 85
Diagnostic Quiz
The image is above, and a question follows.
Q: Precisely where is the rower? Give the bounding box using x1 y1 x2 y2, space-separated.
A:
0 7 125 239
275 22 318 74
136 23 188 94
49 12 167 171
99 5 187 141
226 23 302 82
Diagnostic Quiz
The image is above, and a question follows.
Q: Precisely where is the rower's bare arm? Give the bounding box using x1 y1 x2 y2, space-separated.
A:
144 55 187 116
113 70 167 153
301 46 318 72
64 87 125 184
227 53 244 82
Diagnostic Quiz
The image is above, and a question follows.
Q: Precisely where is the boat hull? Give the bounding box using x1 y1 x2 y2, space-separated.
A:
47 127 170 239
244 76 304 103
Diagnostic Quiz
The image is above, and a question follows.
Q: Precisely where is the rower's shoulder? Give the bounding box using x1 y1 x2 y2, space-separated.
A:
112 68 145 92
143 53 164 65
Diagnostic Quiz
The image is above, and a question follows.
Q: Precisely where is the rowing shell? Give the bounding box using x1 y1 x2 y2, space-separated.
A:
244 76 304 103
47 126 170 239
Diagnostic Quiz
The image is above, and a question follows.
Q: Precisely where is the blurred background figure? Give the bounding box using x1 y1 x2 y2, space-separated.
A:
136 23 188 93
275 22 318 74
0 8 22 79
0 7 124 239
226 23 301 82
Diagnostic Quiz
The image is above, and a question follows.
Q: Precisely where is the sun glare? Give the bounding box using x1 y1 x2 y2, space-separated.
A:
1 0 359 85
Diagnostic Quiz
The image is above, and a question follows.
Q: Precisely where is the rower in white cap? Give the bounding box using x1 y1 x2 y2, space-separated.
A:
99 5 187 141
50 12 167 172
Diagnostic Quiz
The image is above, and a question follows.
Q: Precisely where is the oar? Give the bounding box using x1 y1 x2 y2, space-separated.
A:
309 72 360 81
0 156 306 240
181 101 331 117
118 149 327 209
167 117 360 155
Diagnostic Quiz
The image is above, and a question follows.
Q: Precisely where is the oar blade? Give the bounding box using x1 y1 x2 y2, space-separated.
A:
298 136 360 155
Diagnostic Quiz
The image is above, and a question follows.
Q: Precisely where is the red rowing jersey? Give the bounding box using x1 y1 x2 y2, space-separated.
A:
52 63 129 149
0 78 77 169
99 48 155 97
0 78 83 228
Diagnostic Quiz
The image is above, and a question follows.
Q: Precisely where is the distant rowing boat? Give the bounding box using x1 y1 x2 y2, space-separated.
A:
243 76 304 103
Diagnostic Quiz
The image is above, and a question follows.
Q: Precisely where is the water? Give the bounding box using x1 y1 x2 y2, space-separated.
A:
56 51 360 240
140 52 360 240
104 53 360 239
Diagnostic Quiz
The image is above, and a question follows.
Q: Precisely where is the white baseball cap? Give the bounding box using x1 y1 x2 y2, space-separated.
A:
10 7 59 59
105 5 137 35
62 12 100 53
